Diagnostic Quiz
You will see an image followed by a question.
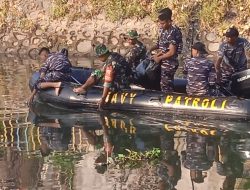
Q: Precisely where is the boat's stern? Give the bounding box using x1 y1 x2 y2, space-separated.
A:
231 69 250 98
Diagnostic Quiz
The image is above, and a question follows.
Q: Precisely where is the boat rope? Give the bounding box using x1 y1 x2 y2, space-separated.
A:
71 76 82 85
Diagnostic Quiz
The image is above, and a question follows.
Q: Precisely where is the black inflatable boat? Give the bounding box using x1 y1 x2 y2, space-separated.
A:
29 67 250 120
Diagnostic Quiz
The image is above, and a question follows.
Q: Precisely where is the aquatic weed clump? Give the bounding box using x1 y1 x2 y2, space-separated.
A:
114 148 162 168
51 152 82 189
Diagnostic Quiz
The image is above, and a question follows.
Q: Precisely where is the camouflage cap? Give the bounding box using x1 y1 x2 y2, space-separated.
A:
95 44 109 56
127 30 139 39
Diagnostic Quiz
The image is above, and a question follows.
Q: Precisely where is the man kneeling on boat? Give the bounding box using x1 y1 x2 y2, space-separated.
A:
28 49 72 105
73 44 132 109
183 42 216 96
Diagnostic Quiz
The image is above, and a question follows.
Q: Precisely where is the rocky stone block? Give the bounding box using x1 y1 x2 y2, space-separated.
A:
35 29 43 36
32 37 41 45
208 42 220 52
22 39 30 47
76 39 92 54
206 32 217 42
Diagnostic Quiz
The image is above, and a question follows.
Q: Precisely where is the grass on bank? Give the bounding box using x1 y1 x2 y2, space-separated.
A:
0 0 249 35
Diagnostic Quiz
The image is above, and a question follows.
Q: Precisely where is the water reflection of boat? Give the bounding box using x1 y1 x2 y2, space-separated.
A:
29 102 250 137
2 103 250 189
29 67 250 121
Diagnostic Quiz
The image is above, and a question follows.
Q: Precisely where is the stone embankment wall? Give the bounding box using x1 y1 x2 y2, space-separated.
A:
0 0 158 59
0 0 249 64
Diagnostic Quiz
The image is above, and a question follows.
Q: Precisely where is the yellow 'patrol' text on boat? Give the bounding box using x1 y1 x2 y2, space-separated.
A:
164 95 227 110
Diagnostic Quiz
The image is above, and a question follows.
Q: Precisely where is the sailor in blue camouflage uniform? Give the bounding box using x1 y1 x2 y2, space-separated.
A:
73 44 131 109
125 30 147 69
149 11 183 92
183 42 215 96
215 27 250 88
38 47 50 63
157 7 183 56
28 51 72 105
37 52 71 85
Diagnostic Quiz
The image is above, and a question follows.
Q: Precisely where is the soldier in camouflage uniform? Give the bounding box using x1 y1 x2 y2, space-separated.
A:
183 42 215 96
73 44 131 109
149 11 183 92
215 27 250 88
125 30 147 69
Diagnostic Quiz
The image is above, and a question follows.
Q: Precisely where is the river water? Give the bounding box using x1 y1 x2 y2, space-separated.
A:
0 56 250 190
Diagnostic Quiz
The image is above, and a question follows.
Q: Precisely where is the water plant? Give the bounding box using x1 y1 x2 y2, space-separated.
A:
115 148 162 168
51 152 82 190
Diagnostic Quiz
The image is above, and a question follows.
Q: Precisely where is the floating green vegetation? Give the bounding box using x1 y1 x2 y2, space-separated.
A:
115 148 162 168
243 179 250 189
51 152 82 190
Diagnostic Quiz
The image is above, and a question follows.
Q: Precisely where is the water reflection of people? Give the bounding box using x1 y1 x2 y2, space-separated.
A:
182 133 215 184
159 131 181 189
216 133 244 190
94 113 114 174
93 114 182 189
39 122 72 157
74 127 103 152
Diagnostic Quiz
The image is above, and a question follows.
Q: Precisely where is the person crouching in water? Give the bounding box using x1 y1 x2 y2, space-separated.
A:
183 42 215 96
28 50 72 105
73 44 132 109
